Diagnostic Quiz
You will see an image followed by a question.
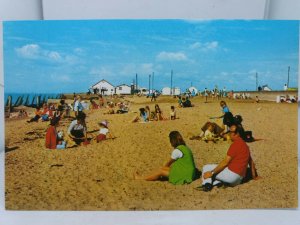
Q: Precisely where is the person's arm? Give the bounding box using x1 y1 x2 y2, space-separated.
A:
249 156 261 180
203 155 232 179
164 158 175 167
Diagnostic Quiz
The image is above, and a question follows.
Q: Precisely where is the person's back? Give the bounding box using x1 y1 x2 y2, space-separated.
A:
169 144 196 185
227 136 250 178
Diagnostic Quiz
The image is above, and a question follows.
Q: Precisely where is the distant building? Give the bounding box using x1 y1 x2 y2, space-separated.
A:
161 87 171 95
161 87 181 95
115 84 131 95
262 85 272 91
91 79 115 95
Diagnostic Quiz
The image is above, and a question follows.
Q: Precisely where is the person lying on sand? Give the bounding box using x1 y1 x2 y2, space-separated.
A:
197 124 261 192
134 131 197 185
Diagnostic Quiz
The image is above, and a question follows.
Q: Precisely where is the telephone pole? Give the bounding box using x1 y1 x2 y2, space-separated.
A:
287 66 290 88
170 70 173 95
256 72 258 91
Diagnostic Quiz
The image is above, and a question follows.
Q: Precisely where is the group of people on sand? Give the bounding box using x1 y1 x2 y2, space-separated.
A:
132 104 177 123
134 100 262 192
44 94 116 150
134 126 260 192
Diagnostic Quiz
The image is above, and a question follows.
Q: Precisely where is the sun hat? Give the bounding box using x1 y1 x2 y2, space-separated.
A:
99 120 108 128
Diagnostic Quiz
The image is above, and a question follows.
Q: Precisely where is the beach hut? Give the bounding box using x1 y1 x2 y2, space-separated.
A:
115 84 131 95
91 79 115 96
172 87 181 95
188 86 198 95
161 87 181 95
161 87 171 95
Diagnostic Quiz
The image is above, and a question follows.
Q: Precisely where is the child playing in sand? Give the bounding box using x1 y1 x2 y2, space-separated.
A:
210 101 234 133
45 117 66 149
95 120 114 142
134 131 197 185
132 108 149 123
170 106 176 120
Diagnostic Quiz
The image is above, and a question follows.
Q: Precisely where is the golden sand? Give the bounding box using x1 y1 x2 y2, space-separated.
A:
4 96 298 210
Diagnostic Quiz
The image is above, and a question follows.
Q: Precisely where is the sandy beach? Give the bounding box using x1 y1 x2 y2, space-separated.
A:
4 96 298 210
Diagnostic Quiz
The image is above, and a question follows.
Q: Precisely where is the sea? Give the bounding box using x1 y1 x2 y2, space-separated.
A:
4 92 62 106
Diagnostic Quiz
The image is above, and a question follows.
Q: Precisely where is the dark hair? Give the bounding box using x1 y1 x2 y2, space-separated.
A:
234 115 243 125
60 99 65 105
50 117 60 126
139 108 146 116
171 106 175 109
220 100 226 106
232 124 245 137
76 112 86 121
169 131 186 148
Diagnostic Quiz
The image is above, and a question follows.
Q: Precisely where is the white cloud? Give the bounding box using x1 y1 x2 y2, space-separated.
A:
47 51 62 61
189 41 219 51
15 44 67 63
15 44 40 59
156 51 188 61
205 41 218 50
189 42 202 49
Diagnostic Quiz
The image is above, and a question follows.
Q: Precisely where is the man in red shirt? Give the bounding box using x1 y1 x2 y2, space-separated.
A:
200 124 260 192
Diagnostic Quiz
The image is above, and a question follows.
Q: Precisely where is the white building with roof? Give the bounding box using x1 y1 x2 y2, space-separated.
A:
115 84 131 95
91 79 115 95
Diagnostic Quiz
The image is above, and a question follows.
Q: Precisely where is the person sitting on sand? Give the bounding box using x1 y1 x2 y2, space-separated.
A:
132 108 149 123
45 117 66 149
154 104 166 121
197 124 260 192
27 107 43 123
145 106 156 120
66 113 87 146
170 106 177 120
41 103 53 122
116 102 129 114
104 102 115 114
190 121 224 141
95 120 115 142
90 99 99 109
182 97 194 108
57 99 70 118
134 131 197 185
98 94 105 108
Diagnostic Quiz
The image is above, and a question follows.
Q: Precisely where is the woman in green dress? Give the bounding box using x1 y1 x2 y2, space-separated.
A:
134 131 197 185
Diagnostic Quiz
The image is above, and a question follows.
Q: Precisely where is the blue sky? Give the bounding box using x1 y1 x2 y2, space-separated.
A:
3 20 299 93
